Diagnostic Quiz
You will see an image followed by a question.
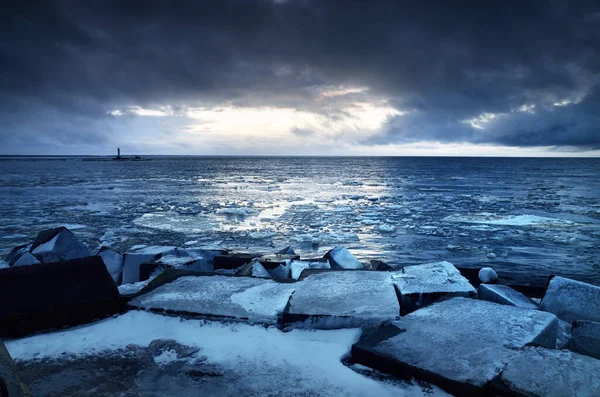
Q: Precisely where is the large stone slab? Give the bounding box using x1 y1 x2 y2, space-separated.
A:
0 340 32 397
392 261 476 314
283 271 399 329
478 284 539 310
129 275 296 325
569 320 600 360
0 256 120 338
540 276 600 323
352 298 558 397
30 227 91 263
493 347 600 397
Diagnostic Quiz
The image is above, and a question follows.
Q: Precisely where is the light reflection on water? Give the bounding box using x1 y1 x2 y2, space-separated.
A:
0 156 598 285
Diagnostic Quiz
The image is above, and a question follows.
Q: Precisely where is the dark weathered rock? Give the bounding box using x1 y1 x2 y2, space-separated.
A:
235 259 271 278
369 260 394 271
478 284 539 310
30 227 91 263
213 253 261 270
478 267 498 284
351 298 558 397
4 244 30 267
569 320 600 359
540 276 600 323
257 253 300 269
0 256 120 338
0 339 33 397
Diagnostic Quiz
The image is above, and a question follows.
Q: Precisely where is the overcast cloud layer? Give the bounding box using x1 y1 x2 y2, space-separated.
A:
1 0 599 155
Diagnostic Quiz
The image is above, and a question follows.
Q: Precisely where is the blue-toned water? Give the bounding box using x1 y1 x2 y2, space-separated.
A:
0 156 598 285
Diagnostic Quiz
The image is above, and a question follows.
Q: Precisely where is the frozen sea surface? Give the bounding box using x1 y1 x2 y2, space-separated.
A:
0 156 599 285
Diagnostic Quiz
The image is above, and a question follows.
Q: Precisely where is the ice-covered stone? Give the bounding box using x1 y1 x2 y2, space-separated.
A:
235 259 272 278
352 298 559 396
267 261 291 279
11 252 40 267
540 276 600 323
97 246 124 283
392 261 476 314
324 246 364 269
284 271 399 329
30 227 91 263
494 347 600 397
478 284 539 310
129 275 296 325
569 320 600 359
122 246 176 285
290 259 331 280
478 267 497 284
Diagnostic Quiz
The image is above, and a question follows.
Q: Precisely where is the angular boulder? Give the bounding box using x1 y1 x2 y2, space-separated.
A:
213 253 261 270
569 320 600 359
392 261 476 314
97 246 124 283
30 227 91 263
11 252 40 267
290 259 331 280
121 246 176 285
4 244 30 267
235 259 272 278
283 271 399 329
352 298 558 397
0 340 33 397
478 284 539 310
324 246 364 269
369 259 394 271
129 275 296 325
493 347 600 397
0 256 120 338
540 276 600 323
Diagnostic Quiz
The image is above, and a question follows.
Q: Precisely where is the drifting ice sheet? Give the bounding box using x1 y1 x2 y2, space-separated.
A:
129 275 296 325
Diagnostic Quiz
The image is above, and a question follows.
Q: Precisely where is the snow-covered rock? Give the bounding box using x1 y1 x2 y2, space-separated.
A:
4 243 30 266
284 271 399 329
569 320 600 359
118 278 154 296
11 252 40 267
495 347 600 397
30 227 91 263
290 259 331 280
392 261 476 314
478 267 498 283
324 246 364 269
540 276 600 323
121 246 176 285
97 246 124 283
129 275 296 325
352 298 559 396
478 284 539 310
235 259 272 278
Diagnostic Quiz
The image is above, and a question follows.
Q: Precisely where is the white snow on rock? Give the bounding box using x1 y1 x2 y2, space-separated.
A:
569 320 600 360
478 267 498 283
325 246 364 269
129 275 296 325
5 311 449 397
97 247 124 283
31 228 91 263
498 347 600 397
153 348 179 367
370 298 558 389
478 284 539 310
12 252 40 267
117 277 155 296
286 271 399 329
250 261 272 278
392 261 476 295
540 276 600 323
290 259 331 280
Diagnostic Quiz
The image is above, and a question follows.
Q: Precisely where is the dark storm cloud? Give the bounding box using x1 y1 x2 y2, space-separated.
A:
1 0 599 153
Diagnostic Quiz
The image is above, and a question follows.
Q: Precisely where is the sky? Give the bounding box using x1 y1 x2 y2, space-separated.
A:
1 0 599 156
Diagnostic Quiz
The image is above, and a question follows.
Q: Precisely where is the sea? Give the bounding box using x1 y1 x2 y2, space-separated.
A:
0 156 598 286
